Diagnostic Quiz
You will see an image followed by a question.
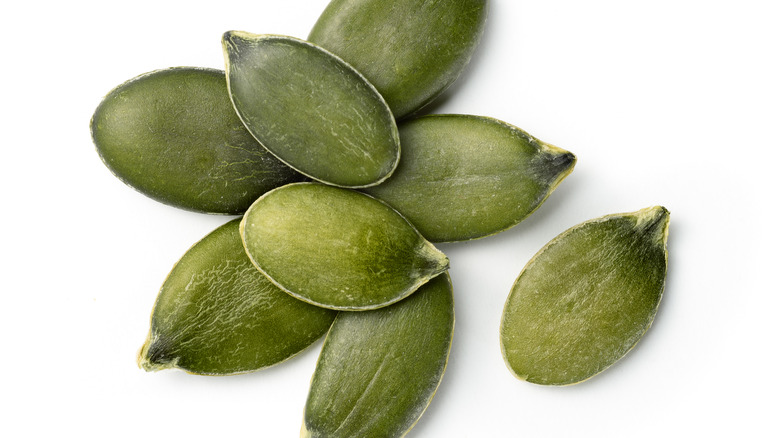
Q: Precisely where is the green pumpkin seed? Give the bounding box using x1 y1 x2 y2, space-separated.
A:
90 67 304 214
500 206 670 385
302 273 454 438
241 183 449 310
222 32 399 188
309 0 488 118
363 115 576 242
138 219 337 375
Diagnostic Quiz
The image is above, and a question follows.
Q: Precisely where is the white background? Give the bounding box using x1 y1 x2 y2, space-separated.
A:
2 1 778 436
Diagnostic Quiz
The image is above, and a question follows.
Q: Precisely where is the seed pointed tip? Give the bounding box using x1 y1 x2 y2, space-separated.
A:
222 30 263 54
551 150 576 174
137 336 178 372
137 343 156 372
635 205 670 223
633 206 670 245
536 141 576 186
414 241 449 279
222 31 244 54
137 353 178 373
431 246 450 274
538 139 574 159
222 29 249 41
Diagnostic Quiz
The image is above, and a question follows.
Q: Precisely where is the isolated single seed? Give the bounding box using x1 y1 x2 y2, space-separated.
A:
309 0 488 119
90 67 304 214
500 206 670 385
363 115 575 242
241 183 449 310
302 273 454 438
223 32 400 188
137 219 337 375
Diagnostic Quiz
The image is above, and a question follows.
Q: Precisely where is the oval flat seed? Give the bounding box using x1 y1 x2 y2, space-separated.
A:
223 32 399 188
309 0 488 119
90 67 304 214
302 273 454 438
500 206 670 385
363 115 576 242
138 219 337 375
241 183 449 310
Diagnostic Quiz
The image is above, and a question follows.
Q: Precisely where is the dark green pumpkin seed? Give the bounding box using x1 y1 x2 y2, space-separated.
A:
90 67 303 214
363 115 575 242
500 206 670 385
223 32 399 188
309 0 488 118
241 183 449 310
303 273 454 438
138 219 337 375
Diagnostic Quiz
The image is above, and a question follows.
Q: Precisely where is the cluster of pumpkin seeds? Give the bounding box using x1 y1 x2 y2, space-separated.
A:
91 0 670 435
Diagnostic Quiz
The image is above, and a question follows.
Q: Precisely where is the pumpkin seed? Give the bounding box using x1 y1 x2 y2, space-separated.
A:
309 0 488 119
223 32 399 188
302 273 454 438
240 182 449 310
138 219 337 375
500 206 670 385
90 67 304 214
363 115 575 242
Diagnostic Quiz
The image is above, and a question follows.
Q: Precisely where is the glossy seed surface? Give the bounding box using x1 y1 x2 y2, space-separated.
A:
302 273 454 438
90 67 304 214
363 115 575 242
500 206 670 385
241 183 449 310
138 219 337 375
309 0 488 119
223 32 399 188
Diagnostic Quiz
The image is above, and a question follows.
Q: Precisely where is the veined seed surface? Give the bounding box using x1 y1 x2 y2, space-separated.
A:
90 67 303 214
309 0 488 118
223 32 399 188
363 115 575 242
302 273 454 438
241 183 449 310
138 219 337 375
500 206 670 385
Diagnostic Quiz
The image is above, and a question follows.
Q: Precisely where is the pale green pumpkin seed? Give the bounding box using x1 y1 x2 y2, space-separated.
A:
137 219 337 375
364 115 575 242
223 32 399 188
309 0 488 118
500 206 670 385
90 67 304 214
302 273 454 438
241 182 449 310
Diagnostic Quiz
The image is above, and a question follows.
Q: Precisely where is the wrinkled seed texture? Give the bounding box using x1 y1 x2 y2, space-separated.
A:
364 115 576 242
138 219 337 375
91 67 303 214
309 0 488 118
501 207 669 385
223 32 399 188
241 183 449 310
303 273 454 438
